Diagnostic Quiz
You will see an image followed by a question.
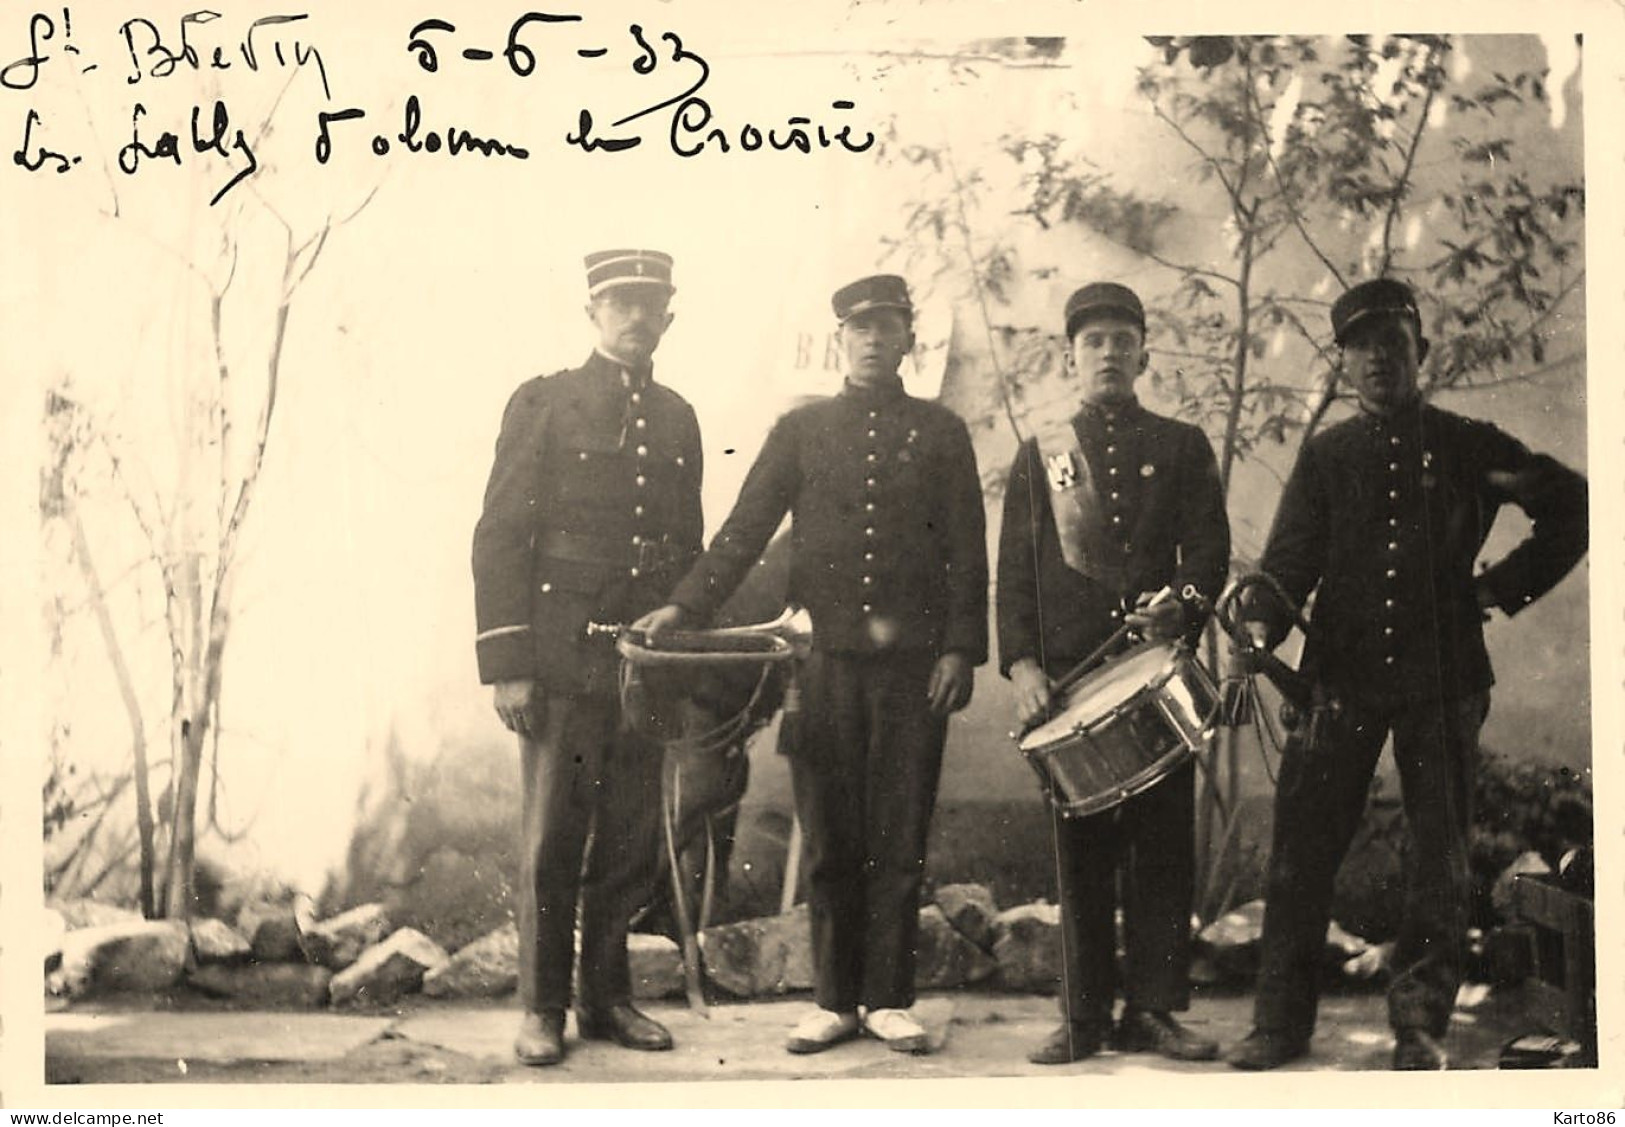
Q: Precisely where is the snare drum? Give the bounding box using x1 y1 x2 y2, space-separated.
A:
1017 641 1219 818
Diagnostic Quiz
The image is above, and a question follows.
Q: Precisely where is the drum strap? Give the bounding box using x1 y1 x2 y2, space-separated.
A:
1033 417 1127 589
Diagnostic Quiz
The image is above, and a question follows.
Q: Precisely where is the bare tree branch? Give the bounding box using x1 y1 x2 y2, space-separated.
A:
1378 45 1444 274
45 772 133 890
1446 350 1584 391
76 826 140 899
1248 81 1349 289
212 289 233 538
942 145 1026 443
250 66 303 150
1152 100 1243 204
67 500 158 916
337 178 387 228
95 432 169 563
1141 248 1240 290
1268 298 1341 376
287 222 333 299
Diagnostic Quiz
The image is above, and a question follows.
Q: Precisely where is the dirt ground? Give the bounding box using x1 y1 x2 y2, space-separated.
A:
41 984 1570 1087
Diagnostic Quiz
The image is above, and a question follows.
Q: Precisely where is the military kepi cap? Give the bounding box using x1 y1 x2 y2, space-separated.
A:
1064 282 1146 338
585 249 675 298
1331 277 1421 344
833 274 914 322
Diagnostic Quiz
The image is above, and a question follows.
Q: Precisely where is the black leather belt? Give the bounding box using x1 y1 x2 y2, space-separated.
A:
538 528 682 573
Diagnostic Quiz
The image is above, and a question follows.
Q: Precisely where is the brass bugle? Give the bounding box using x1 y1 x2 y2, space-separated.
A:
589 605 814 665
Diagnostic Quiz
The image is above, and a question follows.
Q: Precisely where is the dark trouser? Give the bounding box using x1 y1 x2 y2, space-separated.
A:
1053 759 1197 1025
1253 691 1489 1041
517 693 663 1015
788 648 947 1013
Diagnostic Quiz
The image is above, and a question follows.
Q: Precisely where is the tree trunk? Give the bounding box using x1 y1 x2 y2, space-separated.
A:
68 506 157 918
1197 223 1257 916
162 719 208 919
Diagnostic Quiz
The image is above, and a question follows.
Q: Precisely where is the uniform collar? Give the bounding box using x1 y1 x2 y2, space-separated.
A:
840 375 908 404
587 347 655 392
1078 395 1144 427
1357 395 1424 432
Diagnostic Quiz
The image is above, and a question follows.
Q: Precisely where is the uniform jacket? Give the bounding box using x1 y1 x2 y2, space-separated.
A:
1250 400 1588 706
669 378 988 663
472 351 704 694
996 398 1231 676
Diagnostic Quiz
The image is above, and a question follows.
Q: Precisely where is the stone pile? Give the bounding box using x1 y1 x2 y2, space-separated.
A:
43 896 685 1011
43 882 1067 1008
45 881 1407 1009
1189 899 1386 986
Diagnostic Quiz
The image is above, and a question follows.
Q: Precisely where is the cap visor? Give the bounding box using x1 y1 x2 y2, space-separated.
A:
589 277 676 298
840 299 913 321
1335 305 1416 343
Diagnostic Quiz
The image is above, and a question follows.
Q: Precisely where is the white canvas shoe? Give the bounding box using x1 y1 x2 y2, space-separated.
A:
785 1008 860 1054
863 1007 930 1054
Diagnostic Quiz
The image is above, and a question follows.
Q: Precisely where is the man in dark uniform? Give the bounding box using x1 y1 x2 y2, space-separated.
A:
471 249 703 1066
635 274 987 1055
996 281 1231 1065
1226 278 1589 1072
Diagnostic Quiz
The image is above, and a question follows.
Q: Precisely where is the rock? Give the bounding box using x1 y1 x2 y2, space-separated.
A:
1556 845 1594 898
1323 919 1369 974
915 905 998 989
187 963 334 1008
629 933 686 1000
237 901 303 963
52 898 143 931
991 902 1062 994
1194 899 1266 983
1343 941 1395 981
421 924 683 1002
699 905 814 997
1492 851 1552 918
209 870 298 928
933 883 999 951
326 739 522 953
53 920 189 998
1187 951 1223 987
189 917 252 964
329 927 449 1007
1195 904 1371 986
299 903 393 970
43 908 66 974
422 922 518 999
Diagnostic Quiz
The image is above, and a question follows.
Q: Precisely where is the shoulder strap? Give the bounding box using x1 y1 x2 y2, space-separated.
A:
1033 416 1125 589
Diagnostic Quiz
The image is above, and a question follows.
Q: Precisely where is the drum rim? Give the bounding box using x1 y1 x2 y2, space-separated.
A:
1017 640 1187 752
1043 743 1194 818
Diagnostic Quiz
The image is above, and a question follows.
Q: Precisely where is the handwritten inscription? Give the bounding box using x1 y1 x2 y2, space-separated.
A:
118 11 330 97
315 94 530 163
117 100 257 206
5 7 879 206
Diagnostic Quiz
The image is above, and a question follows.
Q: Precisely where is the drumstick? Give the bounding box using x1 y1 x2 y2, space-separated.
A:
1049 586 1175 698
1011 588 1178 739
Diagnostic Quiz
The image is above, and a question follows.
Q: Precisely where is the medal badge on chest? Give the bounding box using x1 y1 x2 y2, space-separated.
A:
1046 451 1080 492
